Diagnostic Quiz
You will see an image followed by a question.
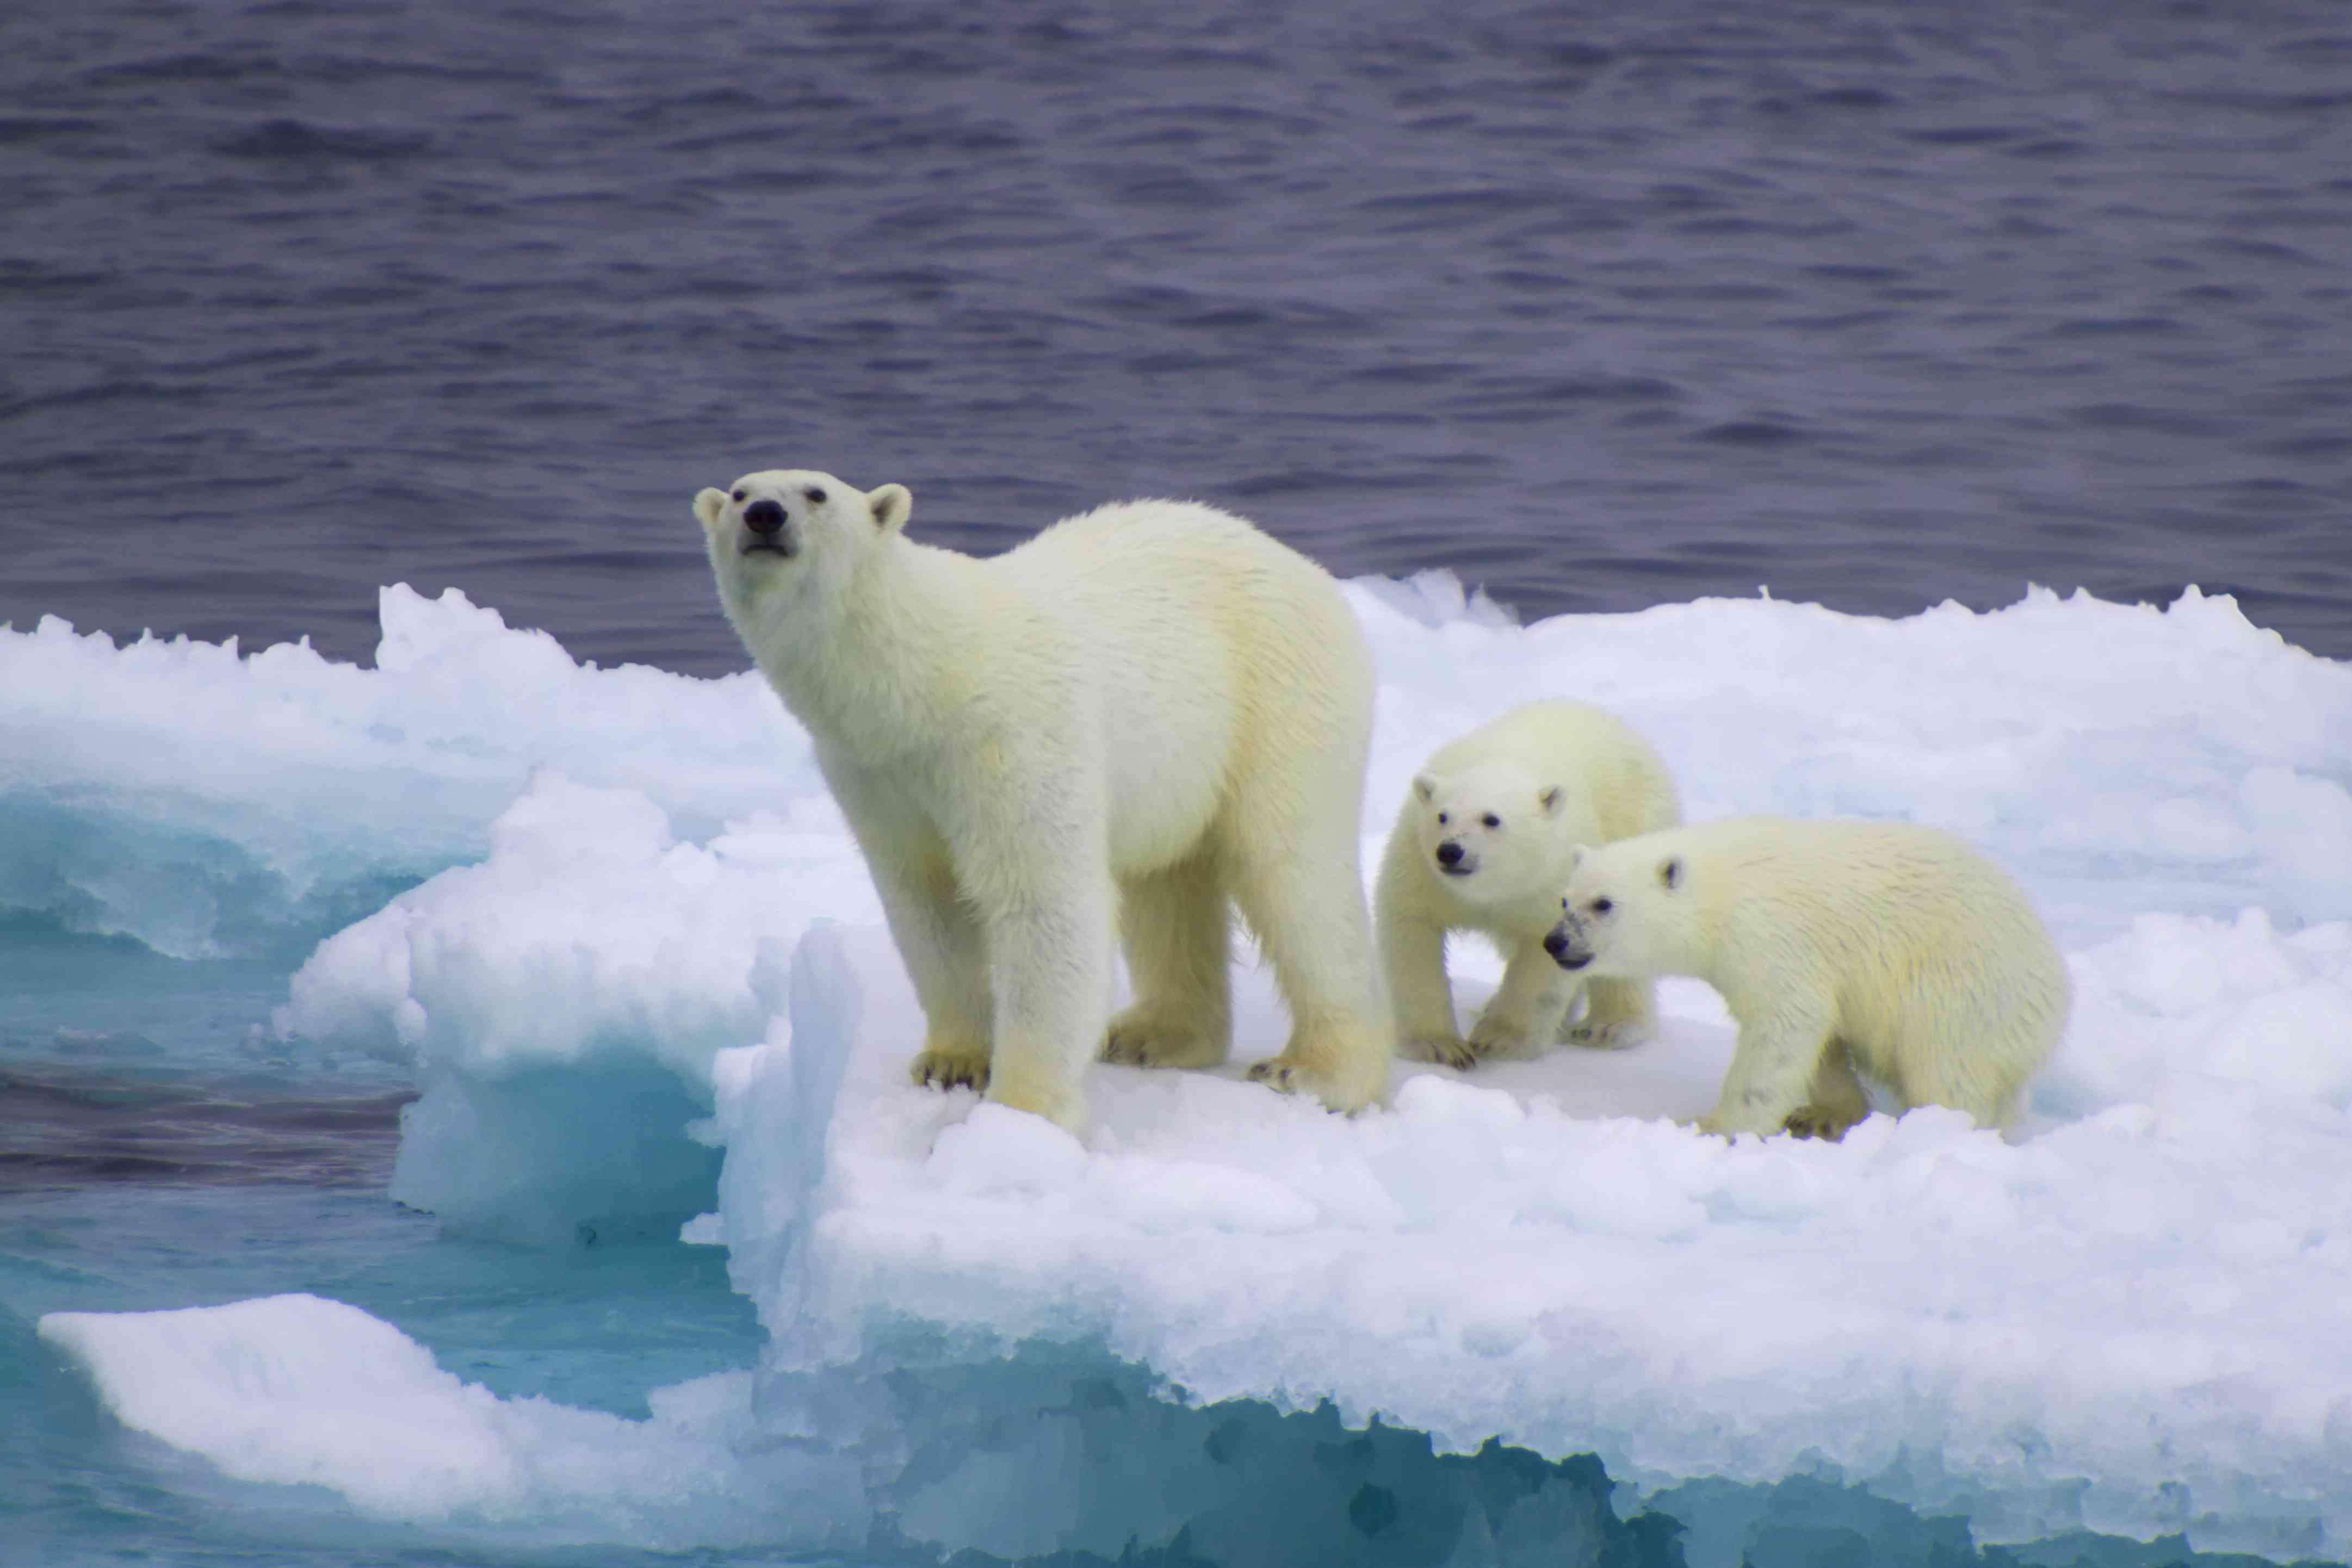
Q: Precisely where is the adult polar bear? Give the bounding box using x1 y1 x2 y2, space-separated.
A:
1546 817 2069 1139
696 469 1390 1133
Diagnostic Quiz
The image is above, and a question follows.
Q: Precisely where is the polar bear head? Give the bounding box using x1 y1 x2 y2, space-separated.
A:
694 468 913 633
1543 834 1688 978
1407 761 1569 907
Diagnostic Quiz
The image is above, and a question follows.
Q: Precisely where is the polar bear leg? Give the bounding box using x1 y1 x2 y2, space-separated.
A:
1890 1031 2023 1131
1104 851 1232 1070
1464 940 1577 1064
868 857 996 1093
1701 1002 1833 1137
1234 817 1389 1112
1782 1041 1871 1141
977 888 1112 1133
947 784 1114 1134
1379 906 1466 1068
1567 977 1656 1051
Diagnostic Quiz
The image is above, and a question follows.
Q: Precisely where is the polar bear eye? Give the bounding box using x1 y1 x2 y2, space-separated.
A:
731 489 747 504
1481 813 1501 829
804 486 827 504
1591 897 1613 915
1436 812 1450 825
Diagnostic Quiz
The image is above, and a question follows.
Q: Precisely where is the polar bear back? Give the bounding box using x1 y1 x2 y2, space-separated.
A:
994 498 1372 875
1671 817 2066 1073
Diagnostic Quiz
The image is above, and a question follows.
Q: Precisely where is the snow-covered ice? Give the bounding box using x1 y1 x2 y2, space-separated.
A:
0 585 813 961
17 575 2352 1561
34 1293 864 1550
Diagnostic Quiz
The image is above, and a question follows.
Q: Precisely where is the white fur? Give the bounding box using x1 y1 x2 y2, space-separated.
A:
696 469 1390 1132
1376 701 1682 1070
1550 816 2070 1138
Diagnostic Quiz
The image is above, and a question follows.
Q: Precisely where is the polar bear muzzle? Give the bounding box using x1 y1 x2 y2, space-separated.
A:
739 498 796 557
1542 915 1593 971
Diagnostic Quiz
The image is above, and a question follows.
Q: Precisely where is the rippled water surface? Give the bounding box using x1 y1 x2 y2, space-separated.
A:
4 0 2349 670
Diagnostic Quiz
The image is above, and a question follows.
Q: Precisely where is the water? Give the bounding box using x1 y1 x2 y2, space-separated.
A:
5 2 2352 1564
3 0 2348 675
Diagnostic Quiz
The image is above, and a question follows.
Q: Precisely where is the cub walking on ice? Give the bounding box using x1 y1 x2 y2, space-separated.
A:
1376 701 1682 1070
1546 816 2069 1139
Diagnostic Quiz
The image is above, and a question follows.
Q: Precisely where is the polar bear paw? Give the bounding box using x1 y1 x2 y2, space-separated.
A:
1249 1057 1364 1102
1466 1012 1548 1064
909 1044 991 1093
1780 1105 1860 1142
1403 1031 1478 1071
1245 1058 1298 1091
1247 1026 1389 1113
1565 1017 1652 1051
1100 1006 1228 1070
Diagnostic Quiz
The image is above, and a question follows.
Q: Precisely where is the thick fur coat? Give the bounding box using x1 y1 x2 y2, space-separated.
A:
697 469 1390 1132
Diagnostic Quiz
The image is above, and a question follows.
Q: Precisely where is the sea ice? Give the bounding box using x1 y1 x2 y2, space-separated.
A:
0 586 810 959
35 1293 865 1549
23 577 2352 1560
695 917 2352 1560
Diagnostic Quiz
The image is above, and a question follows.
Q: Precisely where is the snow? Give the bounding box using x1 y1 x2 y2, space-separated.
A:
17 575 2352 1560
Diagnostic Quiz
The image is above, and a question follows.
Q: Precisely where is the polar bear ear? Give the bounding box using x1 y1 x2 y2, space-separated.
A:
1412 773 1438 804
694 488 729 531
1658 856 1682 891
1538 785 1564 817
869 484 912 534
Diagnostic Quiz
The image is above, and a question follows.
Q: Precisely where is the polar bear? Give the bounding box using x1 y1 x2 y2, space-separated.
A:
695 469 1390 1133
1376 702 1681 1070
1545 817 2069 1139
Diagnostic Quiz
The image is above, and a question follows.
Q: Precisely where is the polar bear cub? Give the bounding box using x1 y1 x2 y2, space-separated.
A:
695 469 1390 1134
1376 701 1682 1070
1546 817 2069 1138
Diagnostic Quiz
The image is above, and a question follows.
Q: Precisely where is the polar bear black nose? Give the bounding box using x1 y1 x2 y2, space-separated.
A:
1542 926 1568 958
742 499 785 535
1435 841 1464 867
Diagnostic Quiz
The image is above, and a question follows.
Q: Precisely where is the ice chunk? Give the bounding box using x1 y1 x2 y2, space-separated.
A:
270 776 880 1241
35 1293 865 1547
275 772 875 1083
245 579 2352 1551
42 1293 535 1516
18 574 2352 1558
703 910 2352 1560
0 587 821 958
29 1297 846 1542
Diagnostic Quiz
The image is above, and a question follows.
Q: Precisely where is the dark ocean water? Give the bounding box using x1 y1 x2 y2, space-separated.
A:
3 0 2349 674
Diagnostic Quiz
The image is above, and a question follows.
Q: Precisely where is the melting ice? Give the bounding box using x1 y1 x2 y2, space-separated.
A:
14 575 2352 1564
